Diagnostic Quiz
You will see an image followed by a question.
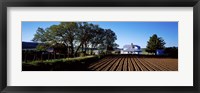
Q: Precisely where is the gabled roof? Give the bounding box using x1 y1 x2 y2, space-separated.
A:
122 44 141 52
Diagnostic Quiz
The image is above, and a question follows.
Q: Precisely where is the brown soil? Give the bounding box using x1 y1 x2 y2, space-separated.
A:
88 55 178 71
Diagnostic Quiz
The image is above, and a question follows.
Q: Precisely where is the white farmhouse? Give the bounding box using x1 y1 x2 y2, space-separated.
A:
121 43 142 54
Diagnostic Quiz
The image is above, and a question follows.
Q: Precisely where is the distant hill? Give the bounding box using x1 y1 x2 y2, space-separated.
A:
22 42 40 49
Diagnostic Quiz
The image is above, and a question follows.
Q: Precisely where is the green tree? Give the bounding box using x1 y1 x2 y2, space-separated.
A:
146 34 166 55
32 27 47 42
32 22 118 57
36 44 48 60
74 22 95 56
33 22 79 57
36 44 47 51
104 29 117 51
59 22 79 57
90 26 105 48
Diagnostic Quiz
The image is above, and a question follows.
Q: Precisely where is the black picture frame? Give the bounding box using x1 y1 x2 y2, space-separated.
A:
0 0 199 93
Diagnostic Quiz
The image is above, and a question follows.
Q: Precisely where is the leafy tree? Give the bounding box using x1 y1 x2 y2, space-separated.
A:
89 26 105 52
74 22 95 56
32 22 118 57
104 29 117 51
59 22 79 57
36 44 49 60
146 34 166 55
32 28 47 42
36 44 47 51
33 22 79 57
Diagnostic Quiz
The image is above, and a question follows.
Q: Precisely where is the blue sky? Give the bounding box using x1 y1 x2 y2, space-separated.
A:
22 22 178 48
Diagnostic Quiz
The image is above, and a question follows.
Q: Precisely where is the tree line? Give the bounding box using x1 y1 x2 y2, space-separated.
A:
146 34 166 54
32 22 118 57
146 34 178 57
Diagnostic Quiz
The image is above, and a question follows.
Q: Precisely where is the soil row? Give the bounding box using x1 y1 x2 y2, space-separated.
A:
88 55 178 71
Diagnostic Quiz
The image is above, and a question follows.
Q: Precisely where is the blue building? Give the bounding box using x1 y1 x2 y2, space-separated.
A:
156 49 164 55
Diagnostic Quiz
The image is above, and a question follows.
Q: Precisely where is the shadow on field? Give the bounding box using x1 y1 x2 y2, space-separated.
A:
23 61 93 71
22 56 103 71
22 54 177 71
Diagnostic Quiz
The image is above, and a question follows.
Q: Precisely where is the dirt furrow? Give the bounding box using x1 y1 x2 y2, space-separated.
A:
150 59 174 71
88 57 111 69
144 58 170 71
95 57 117 71
138 57 162 71
109 58 123 71
89 57 114 70
136 57 155 71
87 55 178 71
123 57 128 71
101 57 119 71
127 57 134 71
116 57 125 71
131 57 141 71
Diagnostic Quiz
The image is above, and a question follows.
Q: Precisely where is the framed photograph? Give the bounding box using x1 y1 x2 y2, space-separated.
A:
0 0 199 93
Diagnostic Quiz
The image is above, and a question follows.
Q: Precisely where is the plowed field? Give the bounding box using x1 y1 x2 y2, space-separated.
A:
88 55 178 71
